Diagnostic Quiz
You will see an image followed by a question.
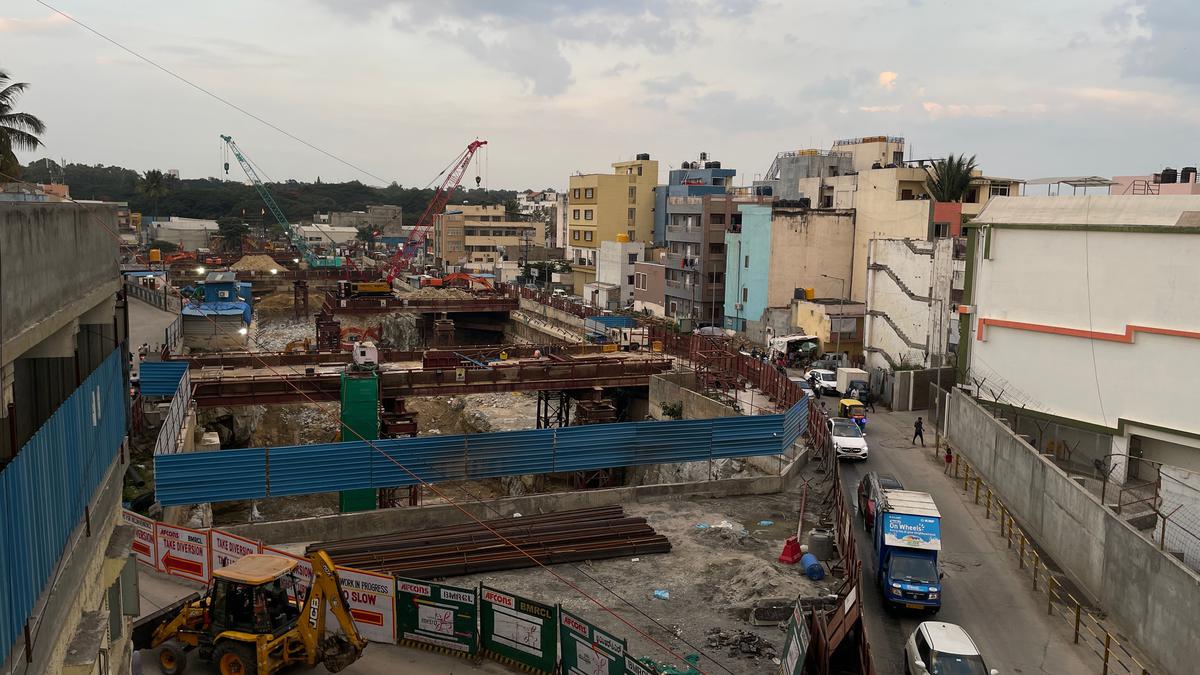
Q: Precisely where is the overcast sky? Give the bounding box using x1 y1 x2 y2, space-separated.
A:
4 0 1198 189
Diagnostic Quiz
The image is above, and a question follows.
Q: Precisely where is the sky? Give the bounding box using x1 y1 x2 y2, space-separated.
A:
3 0 1199 189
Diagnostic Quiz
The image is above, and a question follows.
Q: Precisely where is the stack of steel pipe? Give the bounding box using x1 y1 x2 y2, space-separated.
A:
308 506 670 579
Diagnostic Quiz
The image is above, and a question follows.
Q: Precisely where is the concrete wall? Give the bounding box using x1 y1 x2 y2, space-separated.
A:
765 210 856 309
947 390 1200 675
648 372 739 421
1157 465 1200 570
1 202 120 365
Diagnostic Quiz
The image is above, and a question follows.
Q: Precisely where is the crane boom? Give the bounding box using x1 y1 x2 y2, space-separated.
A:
386 139 487 283
220 134 353 270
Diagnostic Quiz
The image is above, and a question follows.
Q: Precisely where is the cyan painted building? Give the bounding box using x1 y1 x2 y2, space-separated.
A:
724 203 772 331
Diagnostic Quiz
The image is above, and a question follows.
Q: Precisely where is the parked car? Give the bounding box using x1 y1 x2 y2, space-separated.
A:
857 472 904 531
828 417 869 460
805 368 838 396
905 622 997 675
788 377 816 398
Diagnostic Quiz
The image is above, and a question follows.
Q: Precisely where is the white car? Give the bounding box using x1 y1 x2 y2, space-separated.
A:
828 417 868 460
905 622 997 675
788 377 816 398
806 368 837 396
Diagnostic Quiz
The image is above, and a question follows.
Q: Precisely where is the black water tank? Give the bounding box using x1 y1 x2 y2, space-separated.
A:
680 161 691 169
636 153 651 160
1162 167 1178 184
754 185 773 196
1183 167 1197 184
699 152 708 161
710 161 721 169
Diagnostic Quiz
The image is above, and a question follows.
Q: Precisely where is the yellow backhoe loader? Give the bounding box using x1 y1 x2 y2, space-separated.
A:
132 551 366 674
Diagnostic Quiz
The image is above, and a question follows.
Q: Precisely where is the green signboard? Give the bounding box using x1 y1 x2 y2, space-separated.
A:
480 585 558 674
624 655 657 675
559 608 626 675
777 601 810 675
395 577 478 657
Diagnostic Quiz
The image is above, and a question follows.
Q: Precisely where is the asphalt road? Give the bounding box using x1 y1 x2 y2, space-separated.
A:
826 394 1095 675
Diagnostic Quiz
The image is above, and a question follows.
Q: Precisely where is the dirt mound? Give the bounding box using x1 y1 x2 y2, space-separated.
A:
230 254 280 272
255 288 327 316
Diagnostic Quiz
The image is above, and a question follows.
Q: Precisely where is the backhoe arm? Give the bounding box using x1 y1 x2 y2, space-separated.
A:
301 550 367 671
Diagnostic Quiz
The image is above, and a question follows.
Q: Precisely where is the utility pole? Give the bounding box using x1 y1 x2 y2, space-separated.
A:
821 273 847 364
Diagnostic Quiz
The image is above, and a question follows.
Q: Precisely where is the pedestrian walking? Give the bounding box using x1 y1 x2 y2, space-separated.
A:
913 417 925 447
865 392 876 413
943 447 953 474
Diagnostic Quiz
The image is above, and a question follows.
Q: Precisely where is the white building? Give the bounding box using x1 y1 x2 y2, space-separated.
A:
588 238 643 308
961 195 1200 481
298 224 358 246
517 189 566 247
147 216 219 250
864 237 964 372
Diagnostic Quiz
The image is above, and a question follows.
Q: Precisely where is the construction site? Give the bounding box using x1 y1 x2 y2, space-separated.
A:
104 137 871 675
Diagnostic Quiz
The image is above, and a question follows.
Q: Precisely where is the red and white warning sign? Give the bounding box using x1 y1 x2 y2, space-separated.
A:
122 510 156 567
329 566 397 643
155 522 211 584
210 529 261 574
264 546 313 602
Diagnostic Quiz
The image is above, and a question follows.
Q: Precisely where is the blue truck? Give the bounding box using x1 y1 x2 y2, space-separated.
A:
872 489 943 613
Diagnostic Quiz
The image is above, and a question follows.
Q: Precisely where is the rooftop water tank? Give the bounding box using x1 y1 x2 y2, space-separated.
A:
1161 167 1178 184
1182 167 1197 184
636 153 651 160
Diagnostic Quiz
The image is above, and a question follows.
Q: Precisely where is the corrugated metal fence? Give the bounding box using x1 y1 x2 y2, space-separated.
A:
138 360 189 396
155 398 808 506
152 368 193 456
0 350 126 662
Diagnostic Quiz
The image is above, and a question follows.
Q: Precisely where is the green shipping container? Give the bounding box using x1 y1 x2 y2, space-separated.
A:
339 370 379 513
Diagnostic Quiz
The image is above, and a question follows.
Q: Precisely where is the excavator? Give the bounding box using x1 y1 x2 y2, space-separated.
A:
132 551 366 675
419 272 494 291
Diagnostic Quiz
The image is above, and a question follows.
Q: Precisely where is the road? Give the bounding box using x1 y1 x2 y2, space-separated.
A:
825 393 1095 674
127 294 178 379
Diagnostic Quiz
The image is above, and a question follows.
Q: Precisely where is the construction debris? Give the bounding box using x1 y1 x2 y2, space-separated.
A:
230 254 280 272
704 628 777 661
308 505 671 579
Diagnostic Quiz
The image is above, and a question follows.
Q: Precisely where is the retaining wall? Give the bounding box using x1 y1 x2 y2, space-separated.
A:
946 389 1200 675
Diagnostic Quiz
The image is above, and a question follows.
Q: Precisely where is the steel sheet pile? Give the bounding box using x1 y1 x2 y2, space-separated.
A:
307 506 671 579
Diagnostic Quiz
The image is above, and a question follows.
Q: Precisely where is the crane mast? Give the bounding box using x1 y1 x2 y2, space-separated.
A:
387 139 487 283
220 134 351 270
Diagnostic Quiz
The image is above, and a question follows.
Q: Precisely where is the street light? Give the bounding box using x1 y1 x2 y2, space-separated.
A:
820 273 846 364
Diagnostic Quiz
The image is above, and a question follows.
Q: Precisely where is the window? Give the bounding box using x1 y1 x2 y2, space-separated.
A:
832 317 857 338
901 189 914 200
628 207 636 223
708 242 724 255
915 630 932 666
893 151 905 166
934 222 950 238
989 184 1010 197
731 213 742 226
668 301 677 317
572 230 580 241
627 230 636 240
584 209 593 220
742 287 748 302
628 186 636 200
710 213 725 225
707 271 724 283
636 272 647 290
585 188 594 199
744 255 749 269
627 274 635 285
572 188 580 199
821 195 834 208
584 231 593 241
966 188 979 203
628 253 638 264
637 165 643 176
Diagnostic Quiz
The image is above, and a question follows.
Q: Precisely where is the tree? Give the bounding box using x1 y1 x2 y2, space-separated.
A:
925 153 978 202
0 69 47 180
139 169 169 219
355 224 378 246
217 217 249 241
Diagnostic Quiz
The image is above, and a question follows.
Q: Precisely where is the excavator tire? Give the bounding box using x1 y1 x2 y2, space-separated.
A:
213 641 258 675
157 643 186 675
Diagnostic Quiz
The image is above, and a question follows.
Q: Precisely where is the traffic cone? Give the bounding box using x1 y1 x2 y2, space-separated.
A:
778 536 802 564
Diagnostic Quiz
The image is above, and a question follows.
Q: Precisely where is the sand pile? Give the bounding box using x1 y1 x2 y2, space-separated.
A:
231 254 280 272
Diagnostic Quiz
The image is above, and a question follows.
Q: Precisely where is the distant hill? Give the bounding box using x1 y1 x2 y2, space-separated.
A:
20 159 518 225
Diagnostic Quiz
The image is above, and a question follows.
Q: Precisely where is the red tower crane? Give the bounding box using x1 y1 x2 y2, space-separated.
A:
386 139 488 283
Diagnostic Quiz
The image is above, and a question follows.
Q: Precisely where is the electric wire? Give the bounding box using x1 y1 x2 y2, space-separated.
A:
35 0 391 186
1 170 719 673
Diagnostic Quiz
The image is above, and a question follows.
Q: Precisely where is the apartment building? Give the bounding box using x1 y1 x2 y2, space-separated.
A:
566 154 658 293
517 189 567 247
1 201 135 674
433 204 545 269
328 204 406 240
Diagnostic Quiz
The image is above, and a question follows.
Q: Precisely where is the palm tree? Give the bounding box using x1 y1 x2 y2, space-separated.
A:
0 69 47 180
139 169 169 219
926 153 979 202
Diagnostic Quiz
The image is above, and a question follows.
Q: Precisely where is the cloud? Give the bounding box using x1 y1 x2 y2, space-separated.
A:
859 104 901 113
328 1 762 96
1113 0 1200 86
877 71 898 90
641 73 701 95
689 90 794 130
602 62 636 78
799 71 872 100
1072 86 1176 110
0 12 69 33
921 101 1047 119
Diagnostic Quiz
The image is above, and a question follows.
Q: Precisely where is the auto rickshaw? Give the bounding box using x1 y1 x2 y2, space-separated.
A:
839 399 868 429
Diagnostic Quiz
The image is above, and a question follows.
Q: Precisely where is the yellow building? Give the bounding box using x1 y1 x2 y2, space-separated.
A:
433 204 545 268
566 154 658 293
